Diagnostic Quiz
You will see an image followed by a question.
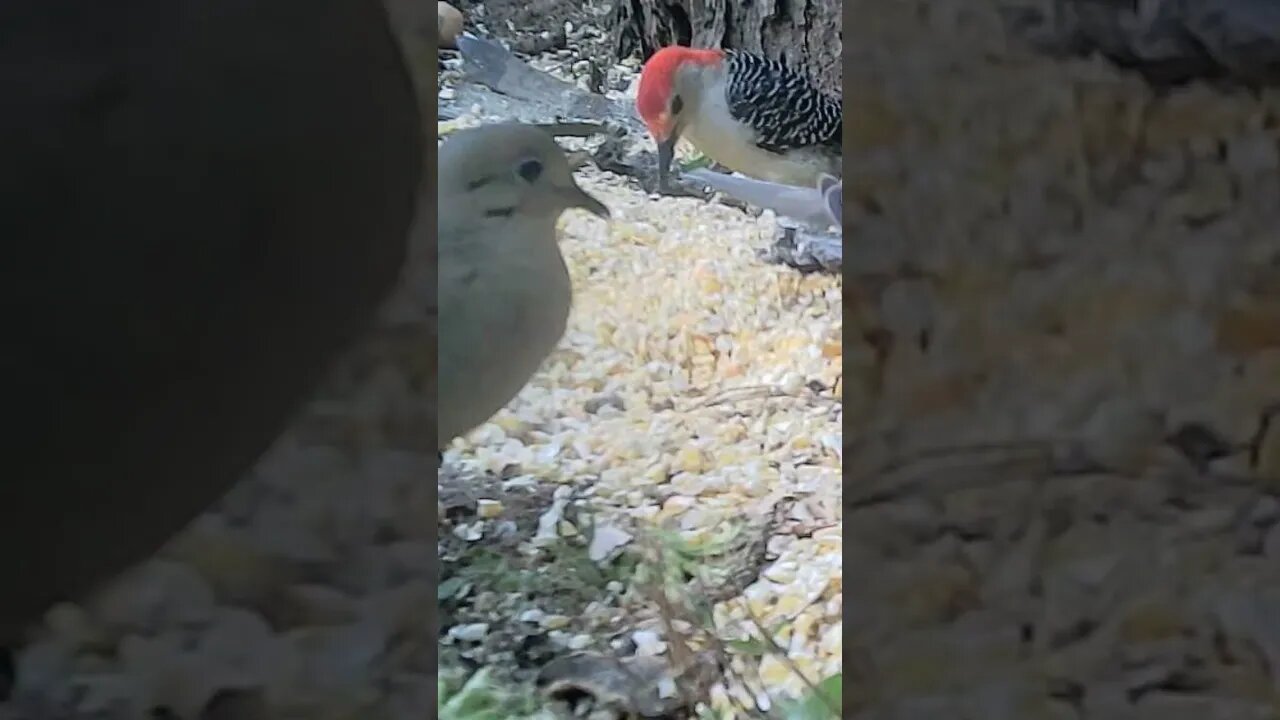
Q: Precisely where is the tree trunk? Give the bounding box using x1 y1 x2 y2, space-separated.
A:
609 0 843 96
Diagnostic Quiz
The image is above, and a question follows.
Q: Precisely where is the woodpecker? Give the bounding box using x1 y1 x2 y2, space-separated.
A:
636 46 842 190
438 123 610 447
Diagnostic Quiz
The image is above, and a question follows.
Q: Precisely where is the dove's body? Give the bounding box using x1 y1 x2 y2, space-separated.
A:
438 211 573 442
437 124 608 447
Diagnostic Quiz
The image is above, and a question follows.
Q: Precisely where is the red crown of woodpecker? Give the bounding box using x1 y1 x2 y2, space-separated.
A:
635 46 724 139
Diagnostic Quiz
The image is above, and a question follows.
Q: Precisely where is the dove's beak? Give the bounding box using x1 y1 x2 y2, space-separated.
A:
563 183 610 219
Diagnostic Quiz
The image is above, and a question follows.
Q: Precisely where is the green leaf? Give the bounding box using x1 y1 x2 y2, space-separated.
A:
437 576 469 601
725 637 768 656
775 674 841 720
814 674 841 709
679 154 713 171
440 669 500 719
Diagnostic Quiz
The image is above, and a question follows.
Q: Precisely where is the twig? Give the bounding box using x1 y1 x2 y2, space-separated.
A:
641 535 702 714
641 527 773 719
689 381 839 412
692 385 786 409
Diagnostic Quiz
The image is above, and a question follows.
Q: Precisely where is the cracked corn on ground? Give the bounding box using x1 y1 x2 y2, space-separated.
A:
442 165 843 712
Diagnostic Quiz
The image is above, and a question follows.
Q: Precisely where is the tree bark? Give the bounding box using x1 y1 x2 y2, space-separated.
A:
609 0 843 96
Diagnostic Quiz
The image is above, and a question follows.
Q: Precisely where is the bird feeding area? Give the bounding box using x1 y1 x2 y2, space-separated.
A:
438 148 843 718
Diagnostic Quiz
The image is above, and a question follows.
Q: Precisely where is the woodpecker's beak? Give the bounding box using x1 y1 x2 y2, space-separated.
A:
561 183 611 220
656 133 678 190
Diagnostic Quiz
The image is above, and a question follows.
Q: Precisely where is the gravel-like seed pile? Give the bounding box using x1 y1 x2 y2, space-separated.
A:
439 156 844 714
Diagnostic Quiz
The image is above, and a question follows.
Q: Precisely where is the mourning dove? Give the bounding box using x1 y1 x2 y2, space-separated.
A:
437 124 609 447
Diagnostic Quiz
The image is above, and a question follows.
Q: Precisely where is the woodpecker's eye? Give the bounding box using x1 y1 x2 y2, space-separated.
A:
671 95 684 114
516 158 543 183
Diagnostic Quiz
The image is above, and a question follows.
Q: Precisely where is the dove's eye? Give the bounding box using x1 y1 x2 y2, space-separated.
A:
516 158 543 183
